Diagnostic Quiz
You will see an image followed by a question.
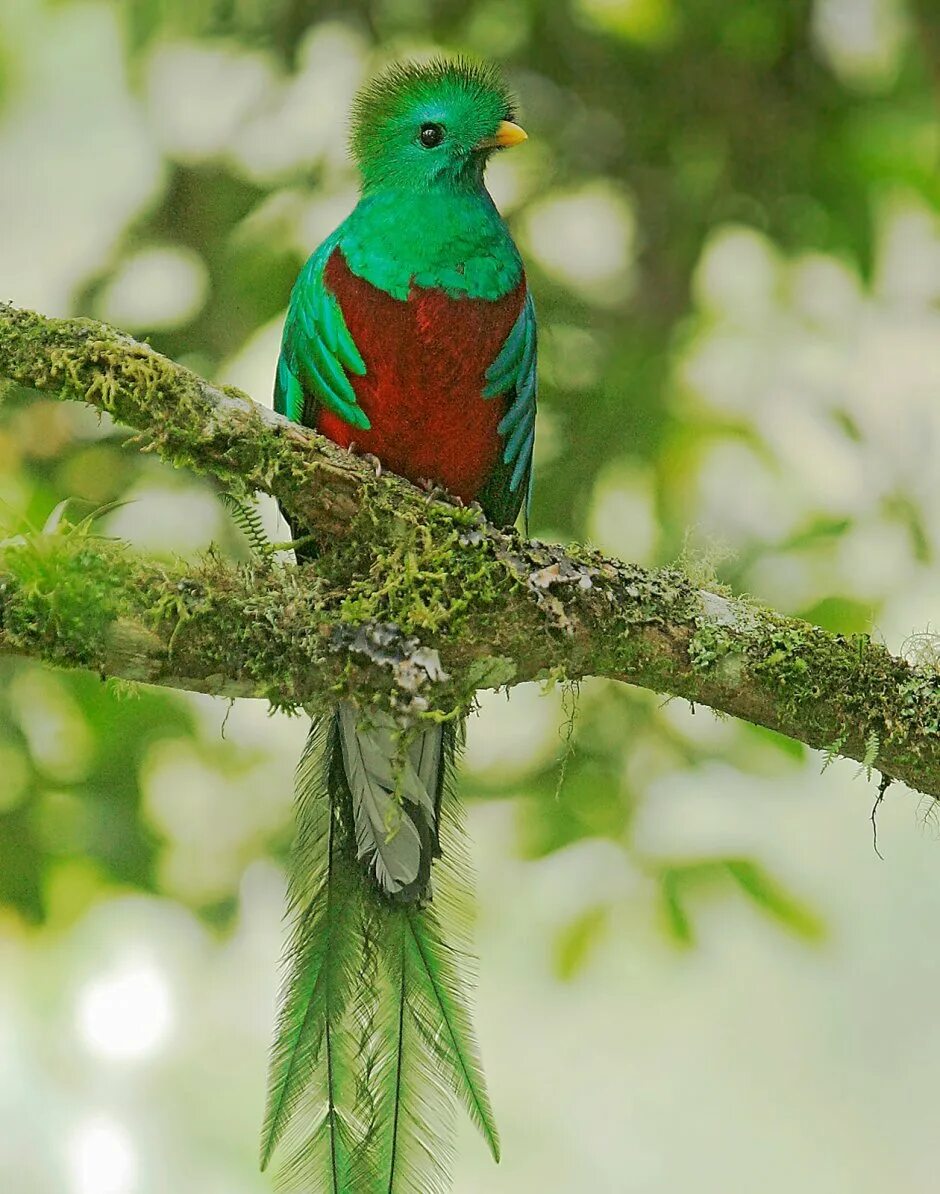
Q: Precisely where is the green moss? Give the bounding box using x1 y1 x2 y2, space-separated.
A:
0 530 132 665
330 500 520 638
460 656 517 689
899 672 940 736
688 620 736 673
49 338 175 413
750 623 816 708
674 535 735 596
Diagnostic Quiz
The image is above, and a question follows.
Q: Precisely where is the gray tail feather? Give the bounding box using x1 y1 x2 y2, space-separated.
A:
329 702 445 904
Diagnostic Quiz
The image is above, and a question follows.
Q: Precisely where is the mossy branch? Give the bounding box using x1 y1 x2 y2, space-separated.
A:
2 302 940 798
0 302 457 538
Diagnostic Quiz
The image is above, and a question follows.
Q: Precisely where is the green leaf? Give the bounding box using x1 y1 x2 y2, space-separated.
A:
553 904 610 980
660 870 695 946
800 596 873 636
219 492 270 557
725 860 824 941
657 857 823 946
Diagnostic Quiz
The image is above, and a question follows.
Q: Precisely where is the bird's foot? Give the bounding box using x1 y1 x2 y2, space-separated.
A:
417 478 464 507
346 441 382 478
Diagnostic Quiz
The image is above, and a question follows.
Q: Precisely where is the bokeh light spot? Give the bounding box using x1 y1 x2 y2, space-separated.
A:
145 41 274 161
588 463 658 564
102 483 225 556
573 0 678 45
9 670 93 783
812 0 908 89
68 1116 138 1194
522 182 636 304
693 225 780 324
76 960 172 1061
96 247 210 332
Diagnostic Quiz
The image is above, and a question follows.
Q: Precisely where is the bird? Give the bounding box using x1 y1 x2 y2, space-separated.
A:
261 57 536 1193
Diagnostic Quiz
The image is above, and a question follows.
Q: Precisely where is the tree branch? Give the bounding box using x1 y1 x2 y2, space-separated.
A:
1 303 939 799
0 303 451 538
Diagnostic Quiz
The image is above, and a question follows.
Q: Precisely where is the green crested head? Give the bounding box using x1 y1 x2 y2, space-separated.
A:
350 57 527 193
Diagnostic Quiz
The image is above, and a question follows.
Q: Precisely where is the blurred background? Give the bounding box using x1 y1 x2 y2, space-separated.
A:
2 0 940 1190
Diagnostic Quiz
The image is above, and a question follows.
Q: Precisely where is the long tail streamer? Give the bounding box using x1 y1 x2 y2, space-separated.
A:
261 712 499 1193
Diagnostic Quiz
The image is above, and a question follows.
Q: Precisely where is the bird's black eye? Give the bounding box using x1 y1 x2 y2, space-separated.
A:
419 122 445 148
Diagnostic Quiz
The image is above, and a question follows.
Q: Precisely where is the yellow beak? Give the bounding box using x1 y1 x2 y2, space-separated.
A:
475 120 528 150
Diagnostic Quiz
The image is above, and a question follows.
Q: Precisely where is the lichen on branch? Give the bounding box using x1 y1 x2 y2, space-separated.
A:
2 302 940 800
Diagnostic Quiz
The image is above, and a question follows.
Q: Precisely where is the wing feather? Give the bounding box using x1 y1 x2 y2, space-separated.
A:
479 288 538 527
274 233 369 431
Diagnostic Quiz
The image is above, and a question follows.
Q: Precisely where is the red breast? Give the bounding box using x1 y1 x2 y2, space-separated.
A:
318 248 526 503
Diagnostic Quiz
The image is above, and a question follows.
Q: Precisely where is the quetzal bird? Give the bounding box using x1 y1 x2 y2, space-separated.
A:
261 58 536 1193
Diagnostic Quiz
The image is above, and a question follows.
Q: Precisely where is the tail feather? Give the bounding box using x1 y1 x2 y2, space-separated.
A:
357 901 457 1194
402 903 500 1161
338 702 439 902
260 723 363 1181
261 709 498 1192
